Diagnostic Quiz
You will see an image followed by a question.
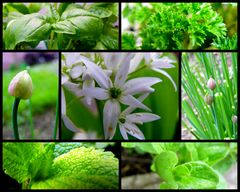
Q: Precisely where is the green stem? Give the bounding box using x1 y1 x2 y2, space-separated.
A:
53 97 59 140
12 98 21 140
129 64 147 76
49 31 55 49
96 100 104 138
28 99 34 139
65 39 73 50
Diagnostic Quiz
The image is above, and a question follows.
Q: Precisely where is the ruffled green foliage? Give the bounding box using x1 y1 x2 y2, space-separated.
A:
122 3 236 50
122 142 237 189
3 3 118 50
3 142 118 189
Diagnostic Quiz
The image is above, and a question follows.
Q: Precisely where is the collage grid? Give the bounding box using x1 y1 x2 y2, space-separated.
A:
1 1 239 190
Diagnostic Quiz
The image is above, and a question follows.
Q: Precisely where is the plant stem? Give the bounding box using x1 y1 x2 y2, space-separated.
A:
53 97 59 140
65 39 73 50
49 31 55 49
12 98 21 140
96 100 104 138
28 99 34 139
129 64 147 76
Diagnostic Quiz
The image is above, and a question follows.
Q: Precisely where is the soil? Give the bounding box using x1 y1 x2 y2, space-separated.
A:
3 107 58 140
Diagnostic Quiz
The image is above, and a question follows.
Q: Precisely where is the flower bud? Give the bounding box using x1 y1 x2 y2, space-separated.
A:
207 77 216 90
232 115 237 124
8 70 33 100
205 95 213 105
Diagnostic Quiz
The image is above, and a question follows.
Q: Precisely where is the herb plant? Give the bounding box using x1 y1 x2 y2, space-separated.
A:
62 53 178 140
3 142 118 189
3 3 118 50
182 52 237 140
122 3 237 50
122 142 237 189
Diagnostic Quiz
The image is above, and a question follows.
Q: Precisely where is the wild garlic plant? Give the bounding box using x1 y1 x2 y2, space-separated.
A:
182 52 238 140
62 53 177 140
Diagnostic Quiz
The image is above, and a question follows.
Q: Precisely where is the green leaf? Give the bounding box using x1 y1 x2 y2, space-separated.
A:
5 3 29 14
31 147 119 189
53 142 114 158
3 142 40 183
53 5 103 41
4 13 51 49
154 151 178 182
173 161 219 189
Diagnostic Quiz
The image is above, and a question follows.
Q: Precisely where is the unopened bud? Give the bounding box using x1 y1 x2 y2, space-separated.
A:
205 95 213 105
232 115 237 124
8 70 33 100
207 77 216 90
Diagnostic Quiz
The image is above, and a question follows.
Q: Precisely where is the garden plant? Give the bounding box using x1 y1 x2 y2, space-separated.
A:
3 142 118 189
182 52 237 140
122 142 237 189
122 3 237 50
3 3 118 50
62 52 178 140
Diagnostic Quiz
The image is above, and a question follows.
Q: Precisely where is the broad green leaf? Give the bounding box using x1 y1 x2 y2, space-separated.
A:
173 161 219 189
154 151 178 182
31 175 117 189
53 142 114 158
4 13 51 49
31 147 119 189
3 143 47 183
88 6 112 18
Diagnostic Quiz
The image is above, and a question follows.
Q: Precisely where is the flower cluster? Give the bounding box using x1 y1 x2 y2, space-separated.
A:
62 53 176 140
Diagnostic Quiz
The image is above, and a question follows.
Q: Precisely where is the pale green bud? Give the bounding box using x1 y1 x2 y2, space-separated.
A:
205 94 213 105
8 70 33 100
232 115 237 124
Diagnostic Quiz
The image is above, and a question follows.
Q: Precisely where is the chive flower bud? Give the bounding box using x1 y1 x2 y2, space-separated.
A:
8 70 33 100
205 94 213 105
232 115 237 124
207 77 216 90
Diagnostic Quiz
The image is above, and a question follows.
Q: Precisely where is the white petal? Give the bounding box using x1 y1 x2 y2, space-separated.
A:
101 53 126 70
83 87 108 100
61 88 66 115
62 53 82 67
103 100 120 139
123 77 161 95
151 59 175 69
123 123 145 140
122 93 150 115
126 113 160 124
61 75 68 85
83 58 112 89
129 53 144 73
119 123 129 140
69 65 84 79
121 95 150 111
152 68 177 91
114 53 133 87
63 82 83 97
83 80 95 105
62 114 80 132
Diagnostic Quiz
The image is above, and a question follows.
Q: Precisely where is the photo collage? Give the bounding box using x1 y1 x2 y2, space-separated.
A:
1 2 238 190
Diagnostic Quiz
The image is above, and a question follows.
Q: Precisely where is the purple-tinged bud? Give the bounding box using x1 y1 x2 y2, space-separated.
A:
8 70 33 100
207 77 216 90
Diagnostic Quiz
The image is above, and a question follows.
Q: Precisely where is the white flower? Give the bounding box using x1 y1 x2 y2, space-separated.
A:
119 94 160 140
82 53 161 139
129 53 177 91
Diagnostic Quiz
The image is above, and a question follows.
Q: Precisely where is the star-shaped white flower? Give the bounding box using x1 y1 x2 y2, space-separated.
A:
118 93 160 140
82 53 161 139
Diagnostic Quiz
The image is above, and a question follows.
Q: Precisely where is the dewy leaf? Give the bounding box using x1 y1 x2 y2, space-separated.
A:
3 143 45 183
4 13 51 49
173 161 219 189
31 147 119 189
